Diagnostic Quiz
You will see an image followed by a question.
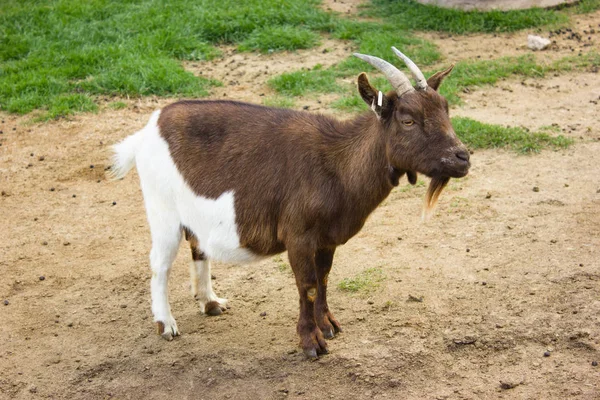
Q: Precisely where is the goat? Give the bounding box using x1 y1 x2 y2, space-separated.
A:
110 47 470 358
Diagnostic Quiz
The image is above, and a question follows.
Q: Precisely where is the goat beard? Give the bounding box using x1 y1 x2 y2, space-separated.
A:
421 176 450 221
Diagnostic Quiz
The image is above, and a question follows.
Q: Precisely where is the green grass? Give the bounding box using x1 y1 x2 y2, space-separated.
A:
108 101 127 110
338 267 385 293
0 0 338 119
238 26 321 53
262 96 297 108
268 26 442 97
453 117 574 154
364 0 570 34
571 0 600 13
3 0 599 120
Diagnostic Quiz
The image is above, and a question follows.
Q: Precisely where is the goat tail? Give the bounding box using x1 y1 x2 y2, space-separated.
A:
108 110 161 180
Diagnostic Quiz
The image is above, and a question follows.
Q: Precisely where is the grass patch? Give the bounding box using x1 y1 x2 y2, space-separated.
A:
0 0 338 119
453 117 574 154
338 267 385 293
364 0 569 34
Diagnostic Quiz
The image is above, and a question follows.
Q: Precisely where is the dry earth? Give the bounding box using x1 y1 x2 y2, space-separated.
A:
1 5 600 400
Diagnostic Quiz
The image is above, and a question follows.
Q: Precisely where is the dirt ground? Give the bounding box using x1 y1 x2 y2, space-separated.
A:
1 5 599 400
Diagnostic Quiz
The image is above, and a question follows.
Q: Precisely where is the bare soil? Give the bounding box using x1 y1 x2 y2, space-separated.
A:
1 7 599 400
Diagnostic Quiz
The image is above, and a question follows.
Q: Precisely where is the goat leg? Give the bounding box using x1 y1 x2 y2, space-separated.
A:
288 243 328 359
314 247 342 339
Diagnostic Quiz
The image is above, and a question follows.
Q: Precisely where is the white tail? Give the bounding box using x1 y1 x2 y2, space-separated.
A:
108 110 160 180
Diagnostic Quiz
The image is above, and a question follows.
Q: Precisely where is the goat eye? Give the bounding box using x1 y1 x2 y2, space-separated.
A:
402 120 414 126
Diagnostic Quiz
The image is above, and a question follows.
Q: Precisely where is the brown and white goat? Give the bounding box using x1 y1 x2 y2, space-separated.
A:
111 47 470 358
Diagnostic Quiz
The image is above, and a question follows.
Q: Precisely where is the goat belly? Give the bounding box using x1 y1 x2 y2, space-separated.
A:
135 110 265 264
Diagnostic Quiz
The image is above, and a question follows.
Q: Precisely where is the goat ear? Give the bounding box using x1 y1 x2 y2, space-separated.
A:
407 171 418 185
426 65 454 91
358 73 390 118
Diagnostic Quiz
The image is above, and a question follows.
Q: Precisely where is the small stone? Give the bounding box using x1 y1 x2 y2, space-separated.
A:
63 241 70 246
544 351 551 357
39 276 46 281
533 186 540 192
120 304 127 309
367 300 374 305
90 164 94 169
112 201 117 206
72 194 76 198
528 35 551 51
42 241 48 246
592 361 598 366
38 156 45 161
260 312 267 317
466 248 470 252
29 385 37 393
485 192 492 199
3 300 9 306
50 187 55 192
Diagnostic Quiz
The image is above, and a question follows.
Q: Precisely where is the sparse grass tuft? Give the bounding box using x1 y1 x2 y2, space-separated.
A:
262 96 296 109
453 117 574 154
108 101 127 110
338 267 385 293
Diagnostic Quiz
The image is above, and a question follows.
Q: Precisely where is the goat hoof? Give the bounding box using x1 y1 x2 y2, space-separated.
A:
304 348 318 359
321 327 335 339
205 301 224 316
156 319 179 340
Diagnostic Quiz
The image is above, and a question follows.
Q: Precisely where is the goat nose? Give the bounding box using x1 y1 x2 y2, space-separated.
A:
455 149 470 163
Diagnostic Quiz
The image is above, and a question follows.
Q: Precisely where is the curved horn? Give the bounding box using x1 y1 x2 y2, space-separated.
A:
353 53 414 97
391 46 427 91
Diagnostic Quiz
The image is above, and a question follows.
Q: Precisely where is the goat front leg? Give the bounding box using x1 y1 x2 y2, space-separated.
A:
315 247 342 339
288 244 328 359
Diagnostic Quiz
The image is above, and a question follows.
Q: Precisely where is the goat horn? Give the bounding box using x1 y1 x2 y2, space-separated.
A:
391 47 427 91
353 53 414 97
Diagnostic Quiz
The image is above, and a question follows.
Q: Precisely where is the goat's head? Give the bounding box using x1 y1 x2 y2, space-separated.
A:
355 47 470 219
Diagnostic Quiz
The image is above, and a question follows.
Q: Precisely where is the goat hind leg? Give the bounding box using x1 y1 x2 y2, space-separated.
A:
148 212 182 340
185 230 227 316
190 259 228 316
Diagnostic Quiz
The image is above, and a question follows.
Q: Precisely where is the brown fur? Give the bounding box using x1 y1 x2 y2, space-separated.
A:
156 70 469 358
183 226 206 261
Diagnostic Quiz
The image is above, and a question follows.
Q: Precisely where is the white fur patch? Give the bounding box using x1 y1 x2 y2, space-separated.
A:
135 112 261 264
